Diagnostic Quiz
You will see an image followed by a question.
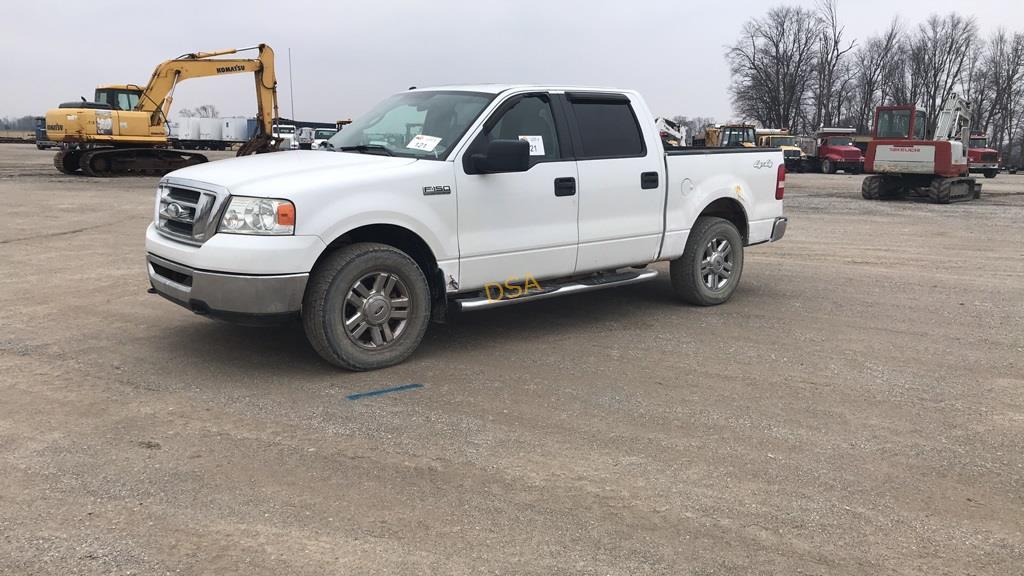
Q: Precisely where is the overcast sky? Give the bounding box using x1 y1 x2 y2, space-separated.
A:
1 0 1019 123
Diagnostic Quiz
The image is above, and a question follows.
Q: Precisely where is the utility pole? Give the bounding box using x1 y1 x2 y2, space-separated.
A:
288 48 296 119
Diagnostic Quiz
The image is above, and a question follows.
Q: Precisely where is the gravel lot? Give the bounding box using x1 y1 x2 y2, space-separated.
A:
1 143 1022 575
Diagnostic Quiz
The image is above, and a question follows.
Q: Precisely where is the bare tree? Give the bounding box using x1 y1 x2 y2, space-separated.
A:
850 19 902 132
811 0 856 129
727 5 821 131
912 14 978 133
177 105 221 119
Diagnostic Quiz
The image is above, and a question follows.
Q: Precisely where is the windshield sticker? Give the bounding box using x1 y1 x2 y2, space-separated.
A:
407 134 442 152
519 135 545 156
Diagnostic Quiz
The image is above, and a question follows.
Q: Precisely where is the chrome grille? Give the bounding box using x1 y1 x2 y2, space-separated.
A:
981 152 998 162
156 184 220 245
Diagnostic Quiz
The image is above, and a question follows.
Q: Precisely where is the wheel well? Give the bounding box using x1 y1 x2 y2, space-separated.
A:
699 198 748 241
317 224 445 301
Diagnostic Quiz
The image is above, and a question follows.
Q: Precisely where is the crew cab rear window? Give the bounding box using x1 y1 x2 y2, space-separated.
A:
568 97 645 159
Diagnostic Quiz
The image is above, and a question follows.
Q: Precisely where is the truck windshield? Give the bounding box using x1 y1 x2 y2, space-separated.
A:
327 91 494 160
969 137 987 148
768 136 795 146
314 129 336 139
827 137 854 146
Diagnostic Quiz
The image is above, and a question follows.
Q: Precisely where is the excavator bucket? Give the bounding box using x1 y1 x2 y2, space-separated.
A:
236 134 282 156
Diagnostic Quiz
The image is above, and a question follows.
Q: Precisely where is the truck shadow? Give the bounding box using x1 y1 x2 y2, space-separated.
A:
155 273 772 378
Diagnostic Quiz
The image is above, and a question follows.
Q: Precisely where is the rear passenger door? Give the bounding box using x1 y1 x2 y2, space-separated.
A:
566 92 665 273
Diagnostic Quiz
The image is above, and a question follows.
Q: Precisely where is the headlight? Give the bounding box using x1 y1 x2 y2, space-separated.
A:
218 196 295 235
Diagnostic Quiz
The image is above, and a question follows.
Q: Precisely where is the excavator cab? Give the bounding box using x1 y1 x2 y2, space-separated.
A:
874 106 928 140
94 85 143 111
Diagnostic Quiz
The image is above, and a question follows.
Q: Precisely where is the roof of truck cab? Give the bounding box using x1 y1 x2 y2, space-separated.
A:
410 84 633 94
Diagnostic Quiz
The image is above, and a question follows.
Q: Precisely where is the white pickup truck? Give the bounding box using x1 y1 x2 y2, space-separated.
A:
146 85 788 370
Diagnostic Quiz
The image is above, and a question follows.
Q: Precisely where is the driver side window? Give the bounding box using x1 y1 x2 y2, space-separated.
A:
477 94 562 164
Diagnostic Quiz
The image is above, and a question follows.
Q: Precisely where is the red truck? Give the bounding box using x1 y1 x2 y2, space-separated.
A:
797 128 865 174
967 132 1000 179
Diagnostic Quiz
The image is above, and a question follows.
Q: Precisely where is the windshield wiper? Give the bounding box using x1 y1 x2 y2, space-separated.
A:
337 144 394 157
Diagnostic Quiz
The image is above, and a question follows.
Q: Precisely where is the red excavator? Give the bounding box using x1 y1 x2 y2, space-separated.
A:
862 94 980 203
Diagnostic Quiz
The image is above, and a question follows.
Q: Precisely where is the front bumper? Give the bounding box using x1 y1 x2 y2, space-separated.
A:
770 217 787 242
148 253 307 324
969 163 999 171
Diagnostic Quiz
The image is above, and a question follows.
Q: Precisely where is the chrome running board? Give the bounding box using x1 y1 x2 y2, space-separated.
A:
453 268 659 311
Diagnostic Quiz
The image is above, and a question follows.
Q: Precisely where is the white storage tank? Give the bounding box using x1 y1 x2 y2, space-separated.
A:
197 118 223 141
221 116 250 142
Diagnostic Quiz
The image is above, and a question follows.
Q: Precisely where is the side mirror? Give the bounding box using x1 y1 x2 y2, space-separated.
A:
470 139 530 174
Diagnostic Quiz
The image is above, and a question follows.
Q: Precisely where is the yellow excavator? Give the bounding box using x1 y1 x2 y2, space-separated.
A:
46 44 280 176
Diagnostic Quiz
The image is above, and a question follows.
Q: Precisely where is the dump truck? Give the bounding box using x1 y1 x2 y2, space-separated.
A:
756 129 805 171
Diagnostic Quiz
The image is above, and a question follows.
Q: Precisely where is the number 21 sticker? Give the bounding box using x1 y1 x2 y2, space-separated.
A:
407 134 442 152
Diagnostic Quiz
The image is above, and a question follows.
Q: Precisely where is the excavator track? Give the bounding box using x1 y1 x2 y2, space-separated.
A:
53 149 83 174
77 147 207 177
928 177 980 204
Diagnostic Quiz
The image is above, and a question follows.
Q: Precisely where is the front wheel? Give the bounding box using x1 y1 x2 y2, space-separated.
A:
670 217 744 306
303 243 431 371
821 159 835 174
984 170 997 179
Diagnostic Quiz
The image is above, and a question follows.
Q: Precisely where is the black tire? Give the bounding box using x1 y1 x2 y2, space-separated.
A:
821 159 835 174
303 243 431 371
984 170 997 179
670 217 744 306
929 178 952 204
862 175 881 199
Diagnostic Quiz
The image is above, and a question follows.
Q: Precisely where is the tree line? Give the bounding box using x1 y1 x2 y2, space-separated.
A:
725 0 1024 164
0 116 36 131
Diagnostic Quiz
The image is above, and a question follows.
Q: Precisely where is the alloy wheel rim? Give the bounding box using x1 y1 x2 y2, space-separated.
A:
700 237 733 291
343 271 410 349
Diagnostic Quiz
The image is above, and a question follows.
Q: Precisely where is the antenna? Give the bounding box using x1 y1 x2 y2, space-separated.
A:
288 48 295 119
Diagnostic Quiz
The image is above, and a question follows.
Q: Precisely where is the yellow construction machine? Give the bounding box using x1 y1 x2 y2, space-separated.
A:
692 124 756 148
46 44 280 176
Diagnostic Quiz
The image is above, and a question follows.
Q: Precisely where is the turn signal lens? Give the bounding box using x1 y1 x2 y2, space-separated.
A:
277 203 295 226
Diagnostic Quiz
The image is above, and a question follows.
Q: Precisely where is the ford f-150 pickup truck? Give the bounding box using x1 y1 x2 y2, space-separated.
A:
146 85 788 370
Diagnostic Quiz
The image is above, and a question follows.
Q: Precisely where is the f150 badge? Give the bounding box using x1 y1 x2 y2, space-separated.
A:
753 159 774 169
422 185 451 195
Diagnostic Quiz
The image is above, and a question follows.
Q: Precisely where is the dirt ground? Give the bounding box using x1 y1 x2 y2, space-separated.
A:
1 144 1022 575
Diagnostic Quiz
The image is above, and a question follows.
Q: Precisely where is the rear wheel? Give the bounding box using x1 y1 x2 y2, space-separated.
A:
670 217 744 306
303 243 431 371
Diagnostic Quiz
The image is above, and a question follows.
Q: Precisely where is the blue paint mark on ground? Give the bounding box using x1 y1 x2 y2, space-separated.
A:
346 383 424 401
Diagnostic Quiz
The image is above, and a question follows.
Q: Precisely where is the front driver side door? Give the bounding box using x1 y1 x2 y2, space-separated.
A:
454 93 579 290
